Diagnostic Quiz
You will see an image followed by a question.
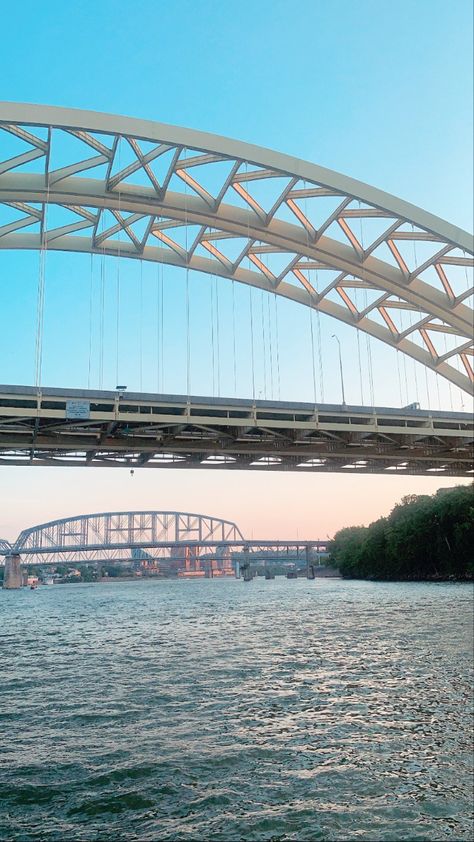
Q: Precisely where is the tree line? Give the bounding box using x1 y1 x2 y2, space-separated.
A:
329 485 474 580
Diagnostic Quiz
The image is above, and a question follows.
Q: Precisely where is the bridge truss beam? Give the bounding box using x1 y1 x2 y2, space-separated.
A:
14 509 243 555
0 386 472 477
0 508 328 566
1 541 328 567
0 103 472 393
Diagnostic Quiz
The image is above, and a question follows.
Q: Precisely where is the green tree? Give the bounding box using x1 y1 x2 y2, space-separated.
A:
329 485 473 580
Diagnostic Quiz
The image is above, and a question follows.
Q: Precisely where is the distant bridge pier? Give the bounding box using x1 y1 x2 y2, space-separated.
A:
241 544 253 582
264 559 275 580
2 553 23 589
306 546 316 580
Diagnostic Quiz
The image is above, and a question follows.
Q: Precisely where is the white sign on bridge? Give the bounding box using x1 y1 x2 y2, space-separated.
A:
66 400 90 420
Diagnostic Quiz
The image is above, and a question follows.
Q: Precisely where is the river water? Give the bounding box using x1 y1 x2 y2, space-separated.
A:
1 578 473 841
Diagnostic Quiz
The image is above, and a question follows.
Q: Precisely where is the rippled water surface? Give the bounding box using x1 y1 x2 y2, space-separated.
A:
1 578 473 841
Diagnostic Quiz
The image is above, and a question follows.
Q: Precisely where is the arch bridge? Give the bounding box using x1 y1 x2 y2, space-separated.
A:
0 102 472 393
0 104 472 477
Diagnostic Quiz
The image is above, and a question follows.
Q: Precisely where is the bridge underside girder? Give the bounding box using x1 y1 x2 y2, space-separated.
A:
0 103 472 393
0 386 472 477
1 540 328 566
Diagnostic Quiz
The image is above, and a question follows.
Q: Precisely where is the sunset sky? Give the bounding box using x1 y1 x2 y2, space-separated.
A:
0 0 472 542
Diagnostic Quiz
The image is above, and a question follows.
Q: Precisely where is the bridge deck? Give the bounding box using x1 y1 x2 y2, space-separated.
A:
0 539 329 565
0 385 472 476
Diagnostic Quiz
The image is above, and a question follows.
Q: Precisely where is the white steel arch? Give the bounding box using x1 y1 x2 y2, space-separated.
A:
0 102 472 393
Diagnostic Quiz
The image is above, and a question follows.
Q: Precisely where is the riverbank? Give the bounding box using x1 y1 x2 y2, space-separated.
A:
330 485 473 581
341 574 474 582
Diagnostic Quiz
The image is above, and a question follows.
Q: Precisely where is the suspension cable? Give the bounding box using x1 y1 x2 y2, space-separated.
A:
461 251 471 411
185 269 191 398
160 258 165 392
35 128 51 388
358 204 375 406
357 325 364 405
156 219 161 393
215 270 221 398
463 249 471 292
246 162 256 401
35 244 46 387
261 289 267 399
156 233 164 394
87 252 94 389
435 372 441 411
410 224 421 406
115 259 121 388
267 290 274 400
262 250 274 399
353 272 364 404
304 186 317 405
249 286 256 401
313 267 325 402
396 350 403 407
274 292 281 401
443 333 454 411
412 350 420 405
399 309 409 405
231 275 237 396
308 291 317 405
139 259 143 392
424 366 432 410
184 147 191 398
99 243 105 390
210 270 216 396
115 136 122 388
454 354 465 410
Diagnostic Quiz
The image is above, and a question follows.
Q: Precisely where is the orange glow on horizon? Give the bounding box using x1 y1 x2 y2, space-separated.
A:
0 466 470 545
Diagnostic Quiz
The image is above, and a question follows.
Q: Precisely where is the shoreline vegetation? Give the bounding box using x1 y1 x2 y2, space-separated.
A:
329 485 474 582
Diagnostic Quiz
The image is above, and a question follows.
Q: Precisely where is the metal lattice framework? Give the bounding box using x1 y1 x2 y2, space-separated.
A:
0 103 472 393
0 509 329 566
8 510 244 564
0 386 472 476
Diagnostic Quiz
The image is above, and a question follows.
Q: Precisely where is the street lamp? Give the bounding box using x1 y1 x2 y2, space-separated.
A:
331 335 346 405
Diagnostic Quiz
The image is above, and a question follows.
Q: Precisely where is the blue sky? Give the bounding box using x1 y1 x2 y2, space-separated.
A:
2 0 472 228
0 0 472 539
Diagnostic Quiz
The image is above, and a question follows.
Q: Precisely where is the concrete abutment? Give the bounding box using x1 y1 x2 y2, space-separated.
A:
2 554 23 589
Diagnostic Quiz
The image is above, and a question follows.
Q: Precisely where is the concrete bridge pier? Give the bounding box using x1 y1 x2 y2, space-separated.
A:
241 544 253 582
2 553 23 589
306 546 316 580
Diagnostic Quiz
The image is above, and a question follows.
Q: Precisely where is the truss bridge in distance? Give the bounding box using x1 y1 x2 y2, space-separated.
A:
0 510 329 591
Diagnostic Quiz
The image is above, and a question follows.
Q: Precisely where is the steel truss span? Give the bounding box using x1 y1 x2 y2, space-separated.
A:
10 510 244 560
0 510 328 566
0 386 472 477
0 103 472 393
